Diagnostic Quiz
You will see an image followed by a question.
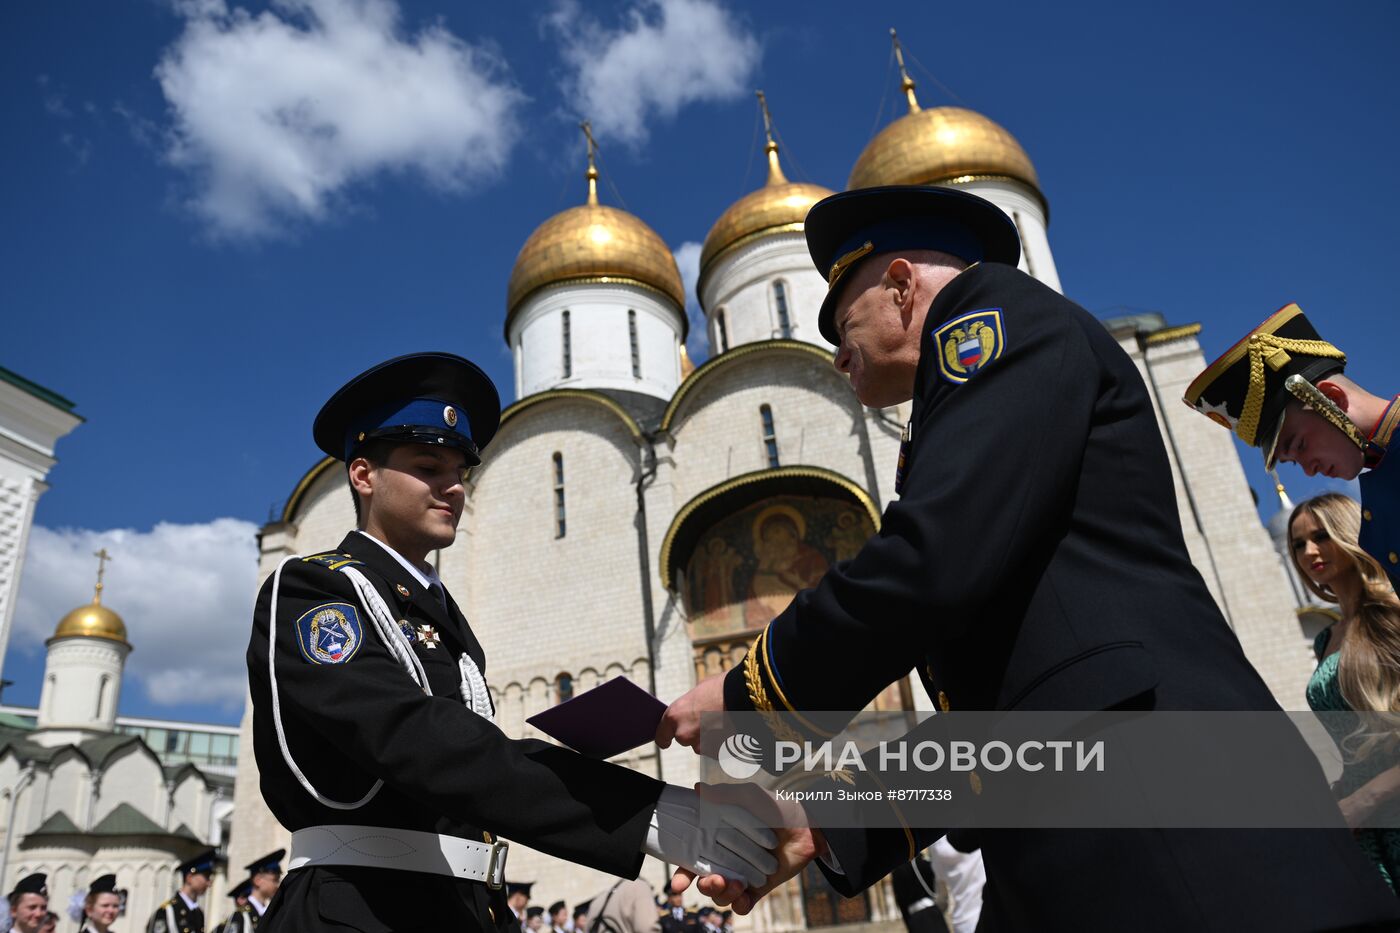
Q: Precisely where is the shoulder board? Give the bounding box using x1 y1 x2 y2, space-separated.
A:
302 552 364 570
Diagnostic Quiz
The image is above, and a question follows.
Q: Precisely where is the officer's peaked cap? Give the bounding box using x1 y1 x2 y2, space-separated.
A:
314 352 501 464
806 185 1020 346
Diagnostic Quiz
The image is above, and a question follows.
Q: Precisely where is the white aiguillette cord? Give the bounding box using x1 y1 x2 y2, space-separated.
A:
267 556 495 810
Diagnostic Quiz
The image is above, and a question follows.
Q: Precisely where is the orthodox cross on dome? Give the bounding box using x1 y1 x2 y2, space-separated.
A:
580 120 600 206
890 28 921 114
92 547 112 605
755 90 788 185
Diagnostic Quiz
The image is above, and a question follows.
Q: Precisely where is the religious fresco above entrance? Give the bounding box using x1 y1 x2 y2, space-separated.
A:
682 495 876 642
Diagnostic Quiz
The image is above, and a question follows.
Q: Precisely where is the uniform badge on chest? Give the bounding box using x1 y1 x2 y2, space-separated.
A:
416 624 441 649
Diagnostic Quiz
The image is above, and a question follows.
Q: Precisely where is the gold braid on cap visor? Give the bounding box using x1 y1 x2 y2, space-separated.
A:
1282 374 1367 451
1237 332 1346 446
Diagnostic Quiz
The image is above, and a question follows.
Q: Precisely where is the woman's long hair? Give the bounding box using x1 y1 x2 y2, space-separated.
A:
1289 492 1400 761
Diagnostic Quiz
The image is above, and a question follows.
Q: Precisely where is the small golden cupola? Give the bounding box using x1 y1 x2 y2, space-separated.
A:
505 123 689 402
695 93 835 352
51 547 128 646
848 29 1042 202
699 91 835 287
506 123 685 336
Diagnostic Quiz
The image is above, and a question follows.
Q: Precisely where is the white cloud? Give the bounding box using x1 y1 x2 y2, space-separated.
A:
673 240 710 363
12 520 259 711
155 0 525 238
546 0 760 146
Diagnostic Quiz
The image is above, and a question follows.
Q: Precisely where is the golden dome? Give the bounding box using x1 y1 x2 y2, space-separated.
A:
53 601 128 644
848 32 1041 199
848 105 1040 195
506 129 684 337
699 146 833 282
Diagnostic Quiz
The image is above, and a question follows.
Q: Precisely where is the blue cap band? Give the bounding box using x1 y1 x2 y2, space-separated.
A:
344 397 475 461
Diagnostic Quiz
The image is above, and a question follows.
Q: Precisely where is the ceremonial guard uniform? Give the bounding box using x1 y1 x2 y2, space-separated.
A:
1184 303 1400 588
249 354 772 933
721 187 1400 930
212 879 251 933
147 851 215 933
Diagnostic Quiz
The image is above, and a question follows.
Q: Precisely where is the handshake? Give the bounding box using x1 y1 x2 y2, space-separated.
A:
643 674 823 916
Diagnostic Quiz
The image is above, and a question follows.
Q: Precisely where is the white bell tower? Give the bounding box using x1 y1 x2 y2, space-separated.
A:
35 548 130 746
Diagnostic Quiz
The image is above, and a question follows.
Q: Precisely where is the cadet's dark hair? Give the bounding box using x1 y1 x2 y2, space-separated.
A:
348 440 396 526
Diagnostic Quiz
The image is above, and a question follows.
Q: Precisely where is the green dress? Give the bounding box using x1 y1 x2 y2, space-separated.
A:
1306 625 1400 892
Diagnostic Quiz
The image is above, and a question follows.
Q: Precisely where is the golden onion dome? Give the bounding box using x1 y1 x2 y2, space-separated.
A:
53 551 129 645
506 132 685 338
700 93 835 288
699 145 833 283
848 32 1041 200
53 602 128 644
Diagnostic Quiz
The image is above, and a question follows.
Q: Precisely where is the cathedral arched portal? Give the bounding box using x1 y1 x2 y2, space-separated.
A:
661 467 912 712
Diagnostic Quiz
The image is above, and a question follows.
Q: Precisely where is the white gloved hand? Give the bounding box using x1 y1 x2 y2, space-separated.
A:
642 785 778 888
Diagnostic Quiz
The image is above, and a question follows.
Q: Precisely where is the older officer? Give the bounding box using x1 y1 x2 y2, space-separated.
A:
659 187 1400 930
148 850 216 933
248 352 774 932
1183 304 1400 586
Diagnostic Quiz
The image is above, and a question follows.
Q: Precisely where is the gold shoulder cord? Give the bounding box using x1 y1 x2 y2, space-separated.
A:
1237 333 1345 445
1283 375 1367 450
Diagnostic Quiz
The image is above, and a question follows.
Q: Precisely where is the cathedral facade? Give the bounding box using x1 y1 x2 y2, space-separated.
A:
229 72 1320 930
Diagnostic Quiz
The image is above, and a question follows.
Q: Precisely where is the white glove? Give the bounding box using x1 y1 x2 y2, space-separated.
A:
642 785 778 888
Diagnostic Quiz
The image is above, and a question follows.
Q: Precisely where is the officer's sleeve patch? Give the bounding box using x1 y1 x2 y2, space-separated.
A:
302 552 364 570
293 602 364 665
934 309 1005 384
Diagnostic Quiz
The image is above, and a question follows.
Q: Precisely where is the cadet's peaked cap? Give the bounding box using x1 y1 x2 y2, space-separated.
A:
89 874 118 896
806 185 1021 346
9 873 46 898
549 901 567 914
244 849 285 876
527 906 546 919
506 882 535 898
314 352 501 464
1183 303 1347 469
228 878 254 900
177 849 219 877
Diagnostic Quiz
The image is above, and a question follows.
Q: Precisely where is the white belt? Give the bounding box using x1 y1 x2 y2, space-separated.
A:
906 896 936 914
289 825 508 887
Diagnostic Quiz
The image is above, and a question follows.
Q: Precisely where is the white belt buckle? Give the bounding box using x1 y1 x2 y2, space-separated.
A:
485 838 509 888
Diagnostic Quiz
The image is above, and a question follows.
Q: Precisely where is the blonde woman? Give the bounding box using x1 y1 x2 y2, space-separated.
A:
1290 492 1400 891
78 875 120 933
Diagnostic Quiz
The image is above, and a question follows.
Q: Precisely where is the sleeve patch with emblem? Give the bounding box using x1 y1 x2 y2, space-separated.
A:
934 309 1006 384
293 601 364 665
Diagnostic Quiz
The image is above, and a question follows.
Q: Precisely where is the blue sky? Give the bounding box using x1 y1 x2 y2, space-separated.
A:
3 0 1396 724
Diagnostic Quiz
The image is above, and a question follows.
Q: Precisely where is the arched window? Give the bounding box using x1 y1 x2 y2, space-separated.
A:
760 405 779 467
556 673 574 704
95 675 110 720
562 310 572 379
629 310 641 378
716 309 729 353
773 281 791 338
553 453 566 538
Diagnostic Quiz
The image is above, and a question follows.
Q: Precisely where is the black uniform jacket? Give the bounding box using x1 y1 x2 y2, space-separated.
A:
248 531 663 933
147 895 202 933
724 263 1400 931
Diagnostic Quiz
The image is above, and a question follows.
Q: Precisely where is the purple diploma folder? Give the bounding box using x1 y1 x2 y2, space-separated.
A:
526 676 668 758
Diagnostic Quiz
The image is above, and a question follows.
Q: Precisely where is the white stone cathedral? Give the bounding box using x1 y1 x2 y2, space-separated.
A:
229 60 1322 931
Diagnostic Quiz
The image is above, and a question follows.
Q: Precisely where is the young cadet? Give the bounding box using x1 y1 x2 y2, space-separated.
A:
658 187 1400 930
217 850 281 932
1183 304 1400 587
148 850 216 933
213 879 251 933
7 873 48 933
247 353 775 933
